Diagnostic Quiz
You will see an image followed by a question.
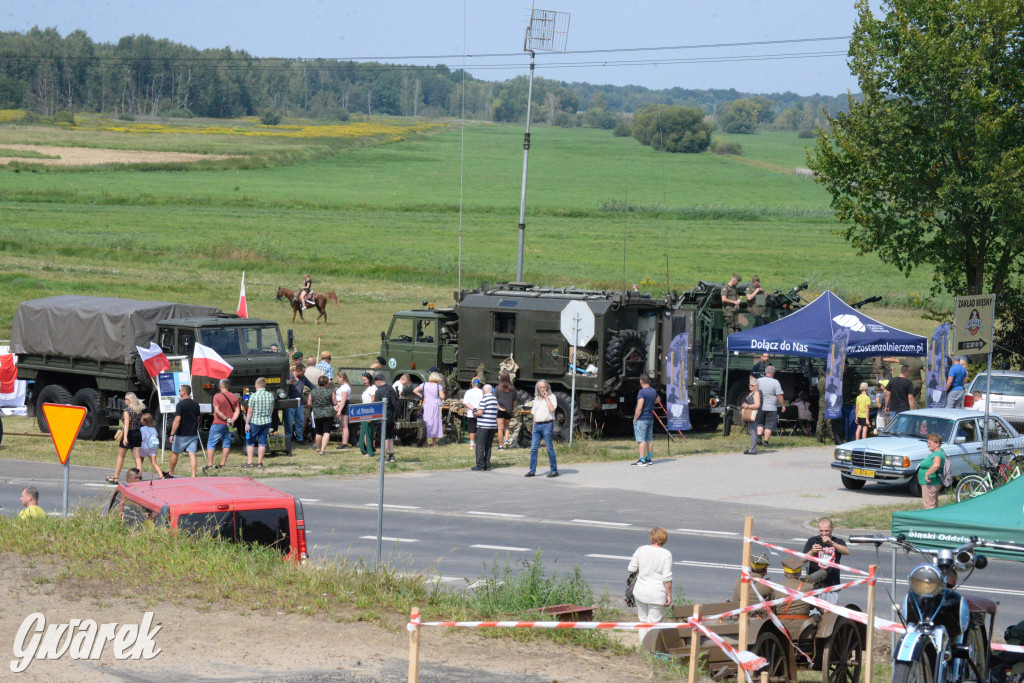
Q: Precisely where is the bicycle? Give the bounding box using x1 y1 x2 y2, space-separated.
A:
955 450 1024 502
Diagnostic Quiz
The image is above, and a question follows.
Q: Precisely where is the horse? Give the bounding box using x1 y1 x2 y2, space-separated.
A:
276 286 341 324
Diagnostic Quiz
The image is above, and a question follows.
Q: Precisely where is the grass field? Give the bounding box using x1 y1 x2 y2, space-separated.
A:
0 116 938 358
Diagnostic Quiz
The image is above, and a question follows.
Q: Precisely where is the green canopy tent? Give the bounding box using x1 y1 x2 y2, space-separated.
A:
892 476 1024 561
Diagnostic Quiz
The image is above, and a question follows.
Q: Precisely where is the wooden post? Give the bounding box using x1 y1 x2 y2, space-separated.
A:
738 516 754 683
760 672 768 683
408 606 421 683
864 566 877 683
688 605 701 683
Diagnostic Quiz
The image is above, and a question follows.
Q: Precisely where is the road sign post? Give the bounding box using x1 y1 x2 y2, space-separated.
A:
954 294 996 454
350 401 389 563
560 301 595 447
41 402 87 517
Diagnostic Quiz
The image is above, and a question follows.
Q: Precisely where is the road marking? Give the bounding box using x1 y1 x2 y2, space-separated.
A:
467 511 525 518
364 503 421 510
83 483 114 488
471 544 532 552
674 528 739 537
587 554 633 561
300 498 320 503
359 536 418 543
572 519 631 527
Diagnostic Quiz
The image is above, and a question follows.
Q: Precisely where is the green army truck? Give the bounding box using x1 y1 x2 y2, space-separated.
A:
11 296 297 445
379 280 817 440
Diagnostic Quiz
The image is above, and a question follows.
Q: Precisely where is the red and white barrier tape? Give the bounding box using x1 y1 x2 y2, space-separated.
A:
707 573 871 622
414 618 685 630
745 576 813 664
747 536 869 576
688 616 766 682
754 576 907 634
992 642 1024 653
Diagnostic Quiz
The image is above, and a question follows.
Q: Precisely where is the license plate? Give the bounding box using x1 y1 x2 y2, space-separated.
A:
852 468 875 478
992 401 1014 409
265 377 281 384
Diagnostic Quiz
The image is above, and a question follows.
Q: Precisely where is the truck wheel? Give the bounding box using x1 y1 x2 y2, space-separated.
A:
605 330 647 378
133 355 154 389
841 475 866 490
73 388 107 441
36 384 74 434
551 391 580 442
415 421 427 447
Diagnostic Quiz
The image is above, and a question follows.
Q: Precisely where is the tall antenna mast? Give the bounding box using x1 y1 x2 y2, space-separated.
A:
516 4 569 282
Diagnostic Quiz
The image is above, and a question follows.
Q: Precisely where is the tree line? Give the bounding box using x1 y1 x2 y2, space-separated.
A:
0 27 848 125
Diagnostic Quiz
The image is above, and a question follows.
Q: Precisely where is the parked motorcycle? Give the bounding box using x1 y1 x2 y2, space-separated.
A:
849 534 1024 683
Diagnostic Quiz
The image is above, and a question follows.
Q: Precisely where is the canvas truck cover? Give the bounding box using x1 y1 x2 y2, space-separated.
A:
10 296 222 365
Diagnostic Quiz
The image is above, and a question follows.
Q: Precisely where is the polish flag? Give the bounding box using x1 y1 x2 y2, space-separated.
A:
136 343 171 378
237 271 248 319
192 342 234 379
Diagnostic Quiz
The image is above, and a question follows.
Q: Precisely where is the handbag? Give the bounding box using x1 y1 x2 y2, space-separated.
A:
741 406 757 423
625 570 638 608
114 428 124 443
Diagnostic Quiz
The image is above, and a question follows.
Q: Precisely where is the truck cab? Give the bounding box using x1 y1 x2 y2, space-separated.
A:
380 308 459 383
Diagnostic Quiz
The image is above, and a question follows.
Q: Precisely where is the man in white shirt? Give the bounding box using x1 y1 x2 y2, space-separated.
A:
462 377 483 449
757 365 785 449
392 374 411 397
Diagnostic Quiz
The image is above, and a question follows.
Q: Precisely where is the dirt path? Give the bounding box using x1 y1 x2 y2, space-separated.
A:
0 144 237 166
0 555 662 682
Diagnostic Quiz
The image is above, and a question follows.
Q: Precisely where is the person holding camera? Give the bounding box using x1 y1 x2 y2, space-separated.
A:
802 517 849 604
525 380 559 478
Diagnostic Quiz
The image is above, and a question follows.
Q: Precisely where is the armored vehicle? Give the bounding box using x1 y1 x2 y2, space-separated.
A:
11 296 297 443
379 279 815 439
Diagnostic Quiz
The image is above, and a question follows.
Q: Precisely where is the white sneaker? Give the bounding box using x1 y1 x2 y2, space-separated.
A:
631 459 646 467
469 443 476 449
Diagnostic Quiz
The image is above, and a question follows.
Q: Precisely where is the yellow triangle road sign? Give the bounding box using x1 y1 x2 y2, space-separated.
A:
42 403 87 465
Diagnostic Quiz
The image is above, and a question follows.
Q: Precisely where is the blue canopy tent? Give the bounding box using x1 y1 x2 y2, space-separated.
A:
727 290 927 358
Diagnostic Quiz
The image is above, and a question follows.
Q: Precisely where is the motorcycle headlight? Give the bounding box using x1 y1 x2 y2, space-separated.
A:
277 388 287 400
834 448 852 461
908 564 942 597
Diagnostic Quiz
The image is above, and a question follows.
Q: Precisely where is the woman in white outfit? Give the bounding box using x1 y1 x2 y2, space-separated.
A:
628 526 673 644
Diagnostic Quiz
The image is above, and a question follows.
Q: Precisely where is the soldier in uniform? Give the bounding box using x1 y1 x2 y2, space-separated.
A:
721 273 743 334
745 275 766 326
776 556 814 617
732 550 775 605
816 373 834 444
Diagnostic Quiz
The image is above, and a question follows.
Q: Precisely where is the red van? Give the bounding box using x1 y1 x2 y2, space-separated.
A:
107 477 308 563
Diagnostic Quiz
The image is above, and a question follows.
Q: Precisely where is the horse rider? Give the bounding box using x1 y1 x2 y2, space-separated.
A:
297 274 313 310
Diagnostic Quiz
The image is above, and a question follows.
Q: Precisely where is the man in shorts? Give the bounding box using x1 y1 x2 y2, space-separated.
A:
463 377 483 450
206 378 240 471
631 374 657 467
168 384 201 478
757 366 785 449
245 377 275 469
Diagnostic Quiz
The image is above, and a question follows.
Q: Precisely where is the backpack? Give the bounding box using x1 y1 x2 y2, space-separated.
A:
941 455 954 488
387 386 401 417
625 570 638 608
1006 618 1024 645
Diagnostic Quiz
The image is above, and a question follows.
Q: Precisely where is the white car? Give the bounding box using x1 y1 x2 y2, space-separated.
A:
967 371 1024 431
830 408 1019 496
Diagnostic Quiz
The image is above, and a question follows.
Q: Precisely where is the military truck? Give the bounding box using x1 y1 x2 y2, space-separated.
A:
11 296 298 444
378 280 816 440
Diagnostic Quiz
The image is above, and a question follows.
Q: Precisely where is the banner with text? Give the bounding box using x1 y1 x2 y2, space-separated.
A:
926 323 950 408
666 333 691 431
823 328 849 420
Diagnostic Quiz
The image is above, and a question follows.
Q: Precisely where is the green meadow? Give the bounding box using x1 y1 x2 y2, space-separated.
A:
0 117 937 364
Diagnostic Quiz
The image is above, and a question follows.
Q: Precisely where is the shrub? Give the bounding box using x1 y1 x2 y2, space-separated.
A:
118 112 135 121
798 128 816 139
260 109 283 126
52 110 75 125
612 120 630 137
717 99 760 134
711 139 743 155
632 104 711 153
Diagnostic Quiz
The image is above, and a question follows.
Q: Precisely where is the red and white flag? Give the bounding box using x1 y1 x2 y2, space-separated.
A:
136 343 171 377
192 342 233 379
237 271 248 318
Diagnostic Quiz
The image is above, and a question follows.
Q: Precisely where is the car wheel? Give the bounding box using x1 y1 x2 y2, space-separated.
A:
841 474 866 490
906 477 922 498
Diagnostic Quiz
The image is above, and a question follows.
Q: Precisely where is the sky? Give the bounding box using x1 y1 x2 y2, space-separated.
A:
2 1 867 96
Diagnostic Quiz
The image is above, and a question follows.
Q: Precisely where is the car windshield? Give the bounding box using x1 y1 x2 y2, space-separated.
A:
239 326 284 355
882 414 954 442
973 374 1024 396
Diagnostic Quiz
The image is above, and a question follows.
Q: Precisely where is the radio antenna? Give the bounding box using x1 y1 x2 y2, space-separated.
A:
516 3 569 281
457 0 466 294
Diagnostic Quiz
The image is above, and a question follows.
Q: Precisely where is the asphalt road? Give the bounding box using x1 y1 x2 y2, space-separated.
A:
3 445 1023 638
